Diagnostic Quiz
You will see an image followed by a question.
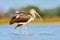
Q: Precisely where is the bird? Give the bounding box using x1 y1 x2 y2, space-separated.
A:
10 9 43 35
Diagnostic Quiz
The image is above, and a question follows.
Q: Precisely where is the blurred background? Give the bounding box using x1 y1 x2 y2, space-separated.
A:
0 0 60 24
0 1 60 40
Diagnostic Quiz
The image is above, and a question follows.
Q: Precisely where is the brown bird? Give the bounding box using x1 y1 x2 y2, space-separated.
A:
10 9 42 29
10 9 43 35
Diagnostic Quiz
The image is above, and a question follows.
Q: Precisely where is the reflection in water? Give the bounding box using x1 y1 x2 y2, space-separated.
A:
1 33 54 40
6 33 33 36
1 33 34 40
39 33 54 36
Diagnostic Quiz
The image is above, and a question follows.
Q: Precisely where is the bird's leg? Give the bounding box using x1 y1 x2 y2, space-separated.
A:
15 24 22 29
22 25 25 35
24 25 28 35
22 24 28 35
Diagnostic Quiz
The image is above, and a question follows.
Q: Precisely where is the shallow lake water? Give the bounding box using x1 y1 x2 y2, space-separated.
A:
0 24 60 40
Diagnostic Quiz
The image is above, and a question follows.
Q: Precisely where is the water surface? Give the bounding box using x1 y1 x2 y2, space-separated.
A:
0 24 60 40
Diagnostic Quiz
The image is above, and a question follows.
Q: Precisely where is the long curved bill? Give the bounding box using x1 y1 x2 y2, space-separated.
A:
34 9 43 21
35 12 43 21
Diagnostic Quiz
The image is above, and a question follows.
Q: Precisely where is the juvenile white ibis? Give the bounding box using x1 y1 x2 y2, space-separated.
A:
10 9 43 35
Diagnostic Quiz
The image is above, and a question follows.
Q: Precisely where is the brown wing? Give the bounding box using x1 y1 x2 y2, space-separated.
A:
15 14 30 23
10 13 30 25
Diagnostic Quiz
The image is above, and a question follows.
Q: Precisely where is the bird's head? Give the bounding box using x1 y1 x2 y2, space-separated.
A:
30 9 43 21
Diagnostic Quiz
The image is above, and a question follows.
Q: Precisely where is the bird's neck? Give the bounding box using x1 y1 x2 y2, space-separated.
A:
30 12 36 19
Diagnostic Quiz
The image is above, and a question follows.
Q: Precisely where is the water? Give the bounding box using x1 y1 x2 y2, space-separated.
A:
0 24 60 40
